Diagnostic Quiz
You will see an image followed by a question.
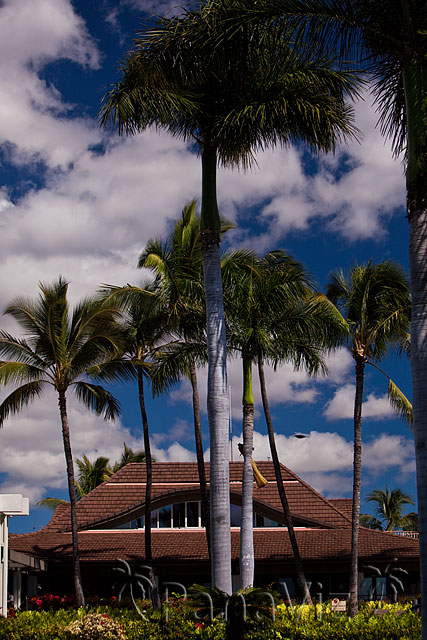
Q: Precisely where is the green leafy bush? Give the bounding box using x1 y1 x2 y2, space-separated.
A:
0 600 420 640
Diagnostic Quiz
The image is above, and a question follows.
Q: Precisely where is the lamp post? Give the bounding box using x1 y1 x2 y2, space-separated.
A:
0 495 29 617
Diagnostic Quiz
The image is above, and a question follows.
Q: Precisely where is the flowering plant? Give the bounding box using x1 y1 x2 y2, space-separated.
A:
65 613 126 639
31 593 75 610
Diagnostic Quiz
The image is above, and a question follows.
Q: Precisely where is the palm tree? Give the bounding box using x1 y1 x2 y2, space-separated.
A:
327 261 411 615
110 442 147 473
360 487 416 532
98 285 166 608
99 3 358 593
225 249 346 599
229 0 427 623
37 443 148 510
139 201 212 556
0 277 123 607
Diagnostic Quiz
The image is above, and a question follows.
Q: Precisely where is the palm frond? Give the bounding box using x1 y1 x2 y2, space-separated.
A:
359 514 383 530
0 361 47 386
74 381 121 421
0 380 47 427
387 377 413 426
37 497 69 511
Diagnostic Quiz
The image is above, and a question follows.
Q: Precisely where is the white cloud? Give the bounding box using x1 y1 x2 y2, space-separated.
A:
225 94 405 248
324 383 394 420
363 433 415 473
170 358 320 420
0 0 100 169
0 384 198 503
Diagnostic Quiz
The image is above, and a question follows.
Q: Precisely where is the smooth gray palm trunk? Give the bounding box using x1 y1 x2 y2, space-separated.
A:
189 362 211 559
257 357 312 603
202 237 232 593
58 390 85 607
240 403 255 588
348 359 364 617
409 205 427 636
201 143 232 594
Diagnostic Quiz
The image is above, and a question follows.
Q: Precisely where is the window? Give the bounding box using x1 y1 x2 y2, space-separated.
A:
187 502 199 527
173 502 185 528
159 505 171 528
108 501 282 530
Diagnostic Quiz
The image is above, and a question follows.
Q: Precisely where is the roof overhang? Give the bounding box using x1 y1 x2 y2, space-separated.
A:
9 549 47 572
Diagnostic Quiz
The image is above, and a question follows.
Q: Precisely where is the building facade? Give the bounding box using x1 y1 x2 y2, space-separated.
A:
9 462 420 601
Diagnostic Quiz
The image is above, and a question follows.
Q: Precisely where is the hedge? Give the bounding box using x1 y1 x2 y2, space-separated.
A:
0 601 420 640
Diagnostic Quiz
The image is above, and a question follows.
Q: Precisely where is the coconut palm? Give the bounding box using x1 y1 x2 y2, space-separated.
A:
360 487 416 532
327 261 411 615
97 285 167 608
109 442 147 473
229 0 427 622
74 455 111 498
37 443 147 511
0 277 123 607
139 201 211 554
100 3 358 592
224 249 346 598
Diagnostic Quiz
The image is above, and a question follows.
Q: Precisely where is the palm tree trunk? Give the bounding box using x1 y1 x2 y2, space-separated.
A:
348 357 365 617
57 389 85 607
189 361 211 559
137 367 161 609
240 356 255 588
257 356 312 604
200 142 232 594
405 61 427 639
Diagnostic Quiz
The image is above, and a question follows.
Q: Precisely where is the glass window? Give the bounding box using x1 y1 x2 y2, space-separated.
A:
173 503 185 528
254 513 265 528
230 504 242 527
159 505 172 528
187 502 199 527
151 509 158 529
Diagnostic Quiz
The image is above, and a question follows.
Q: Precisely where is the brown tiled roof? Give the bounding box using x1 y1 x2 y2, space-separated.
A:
42 462 351 533
329 499 353 520
9 528 418 564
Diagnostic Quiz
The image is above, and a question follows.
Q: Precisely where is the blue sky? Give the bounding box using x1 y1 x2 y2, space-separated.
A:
0 0 415 534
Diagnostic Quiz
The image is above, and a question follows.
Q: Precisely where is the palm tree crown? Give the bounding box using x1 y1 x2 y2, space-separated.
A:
360 487 416 532
0 277 123 422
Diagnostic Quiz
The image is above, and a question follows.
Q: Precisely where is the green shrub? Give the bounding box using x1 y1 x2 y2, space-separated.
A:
0 600 420 640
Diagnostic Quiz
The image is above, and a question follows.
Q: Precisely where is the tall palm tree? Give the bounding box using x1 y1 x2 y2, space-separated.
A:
225 249 346 598
98 286 166 608
327 261 411 615
139 201 212 555
360 487 416 531
0 278 123 607
229 0 427 624
99 3 358 593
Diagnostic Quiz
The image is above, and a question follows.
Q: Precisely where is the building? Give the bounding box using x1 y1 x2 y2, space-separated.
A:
9 462 420 601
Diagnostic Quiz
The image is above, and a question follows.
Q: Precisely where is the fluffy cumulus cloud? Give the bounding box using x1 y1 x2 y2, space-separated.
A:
0 385 196 504
170 358 321 421
323 384 394 420
0 0 100 168
201 429 415 498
